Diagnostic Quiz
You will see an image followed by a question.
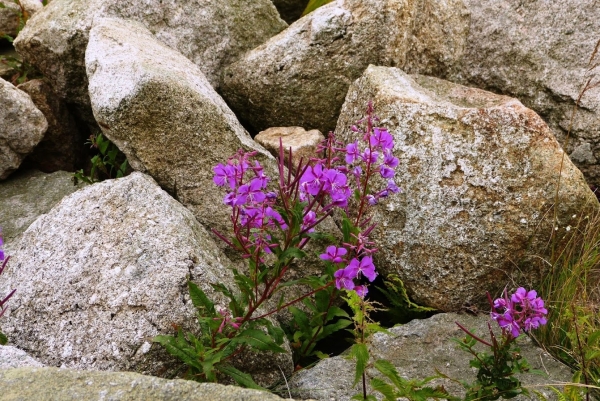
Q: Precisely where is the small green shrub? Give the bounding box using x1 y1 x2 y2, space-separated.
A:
73 133 130 184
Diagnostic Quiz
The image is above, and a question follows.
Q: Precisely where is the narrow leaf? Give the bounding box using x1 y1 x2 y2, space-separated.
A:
216 364 266 390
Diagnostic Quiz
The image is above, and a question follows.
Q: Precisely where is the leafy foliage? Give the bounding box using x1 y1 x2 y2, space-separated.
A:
73 133 130 184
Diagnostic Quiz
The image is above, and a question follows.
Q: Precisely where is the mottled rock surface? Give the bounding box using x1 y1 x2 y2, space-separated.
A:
14 0 286 123
17 79 84 172
255 126 325 170
0 367 295 401
289 313 572 401
85 17 278 240
336 66 598 310
0 173 271 377
221 0 469 134
0 170 85 253
447 0 600 187
0 346 44 369
0 78 47 180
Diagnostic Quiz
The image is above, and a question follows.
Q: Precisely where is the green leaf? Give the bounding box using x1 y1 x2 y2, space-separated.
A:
216 364 266 390
370 377 398 401
350 343 369 386
302 0 334 16
319 318 352 340
262 319 285 345
373 359 404 390
0 331 7 345
153 334 203 371
188 281 216 316
232 329 287 353
341 217 353 243
289 306 311 334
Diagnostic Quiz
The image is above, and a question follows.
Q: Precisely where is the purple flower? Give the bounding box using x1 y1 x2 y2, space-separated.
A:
354 285 368 298
511 287 537 304
236 178 266 205
369 128 394 151
320 246 348 264
302 211 317 232
491 287 548 338
366 194 377 205
345 141 360 164
240 207 263 228
334 267 356 291
383 151 399 168
361 148 378 164
379 165 395 179
265 207 288 230
386 180 401 194
346 256 377 282
300 163 327 196
223 192 237 206
213 163 237 189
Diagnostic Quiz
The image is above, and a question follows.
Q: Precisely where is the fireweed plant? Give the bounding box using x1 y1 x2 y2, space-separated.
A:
154 103 402 388
0 227 16 345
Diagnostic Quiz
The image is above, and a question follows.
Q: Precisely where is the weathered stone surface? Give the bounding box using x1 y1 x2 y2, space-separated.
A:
13 0 286 124
271 0 310 24
221 0 469 134
336 66 598 310
0 367 295 401
17 79 85 172
85 17 278 240
0 172 293 381
0 0 42 39
447 0 600 187
255 126 325 170
289 313 572 401
0 169 85 254
0 78 47 180
0 346 44 369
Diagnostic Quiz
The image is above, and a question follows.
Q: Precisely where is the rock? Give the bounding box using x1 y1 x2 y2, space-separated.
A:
85 17 278 240
289 313 572 401
271 0 310 24
335 66 598 311
0 367 295 401
0 169 85 254
0 172 292 382
221 0 469 135
0 346 44 369
447 0 600 187
13 0 286 124
0 78 47 180
0 0 42 39
17 79 85 172
255 126 325 170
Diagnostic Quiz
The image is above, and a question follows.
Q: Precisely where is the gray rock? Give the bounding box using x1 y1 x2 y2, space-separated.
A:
0 367 294 401
17 79 85 173
335 66 598 311
0 169 85 253
447 0 600 187
289 313 572 401
0 172 291 380
13 0 286 124
255 126 325 170
0 346 44 369
0 78 47 180
85 17 278 241
221 0 469 134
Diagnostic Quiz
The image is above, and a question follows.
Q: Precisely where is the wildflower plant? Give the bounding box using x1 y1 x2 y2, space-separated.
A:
154 103 402 387
451 288 549 401
0 227 16 345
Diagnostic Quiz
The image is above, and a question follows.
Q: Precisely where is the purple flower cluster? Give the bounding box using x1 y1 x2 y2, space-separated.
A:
319 245 377 297
213 151 285 254
491 288 548 338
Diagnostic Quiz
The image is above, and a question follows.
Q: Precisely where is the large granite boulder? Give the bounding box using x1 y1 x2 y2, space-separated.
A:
447 0 600 187
289 313 572 401
17 79 85 172
0 172 292 382
0 367 293 401
0 346 44 369
0 169 86 254
255 126 325 170
335 66 598 311
0 78 47 180
13 0 286 124
221 0 469 134
85 17 278 240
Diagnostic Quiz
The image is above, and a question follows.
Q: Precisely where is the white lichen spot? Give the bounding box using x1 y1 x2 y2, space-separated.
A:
566 226 571 232
61 342 73 358
520 218 527 224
